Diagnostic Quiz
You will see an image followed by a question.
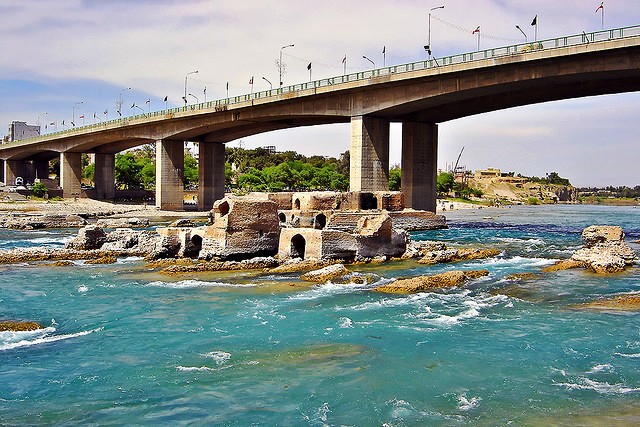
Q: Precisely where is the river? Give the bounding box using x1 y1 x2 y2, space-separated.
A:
1 204 639 425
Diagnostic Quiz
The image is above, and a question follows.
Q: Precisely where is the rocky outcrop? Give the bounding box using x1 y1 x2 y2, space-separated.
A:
0 320 44 331
95 217 150 228
300 264 350 282
542 259 585 272
160 256 279 275
66 225 159 253
417 248 501 265
570 225 637 273
66 225 107 250
374 270 489 294
0 214 87 229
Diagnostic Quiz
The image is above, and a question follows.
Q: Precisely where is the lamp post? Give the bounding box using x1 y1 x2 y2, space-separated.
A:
362 55 375 68
184 70 198 105
118 87 131 117
516 25 528 42
188 93 199 104
72 101 83 126
262 76 273 90
427 5 445 59
279 44 294 87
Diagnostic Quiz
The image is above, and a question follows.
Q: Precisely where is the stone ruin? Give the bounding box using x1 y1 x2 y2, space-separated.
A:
155 191 446 261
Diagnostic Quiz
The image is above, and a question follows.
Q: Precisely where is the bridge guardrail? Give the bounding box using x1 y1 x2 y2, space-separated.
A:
13 24 640 145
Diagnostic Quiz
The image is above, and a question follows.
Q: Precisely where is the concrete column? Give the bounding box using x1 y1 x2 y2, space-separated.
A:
60 152 83 199
198 142 225 211
155 139 184 211
5 160 25 185
349 115 390 192
0 160 4 184
401 122 438 212
94 153 115 200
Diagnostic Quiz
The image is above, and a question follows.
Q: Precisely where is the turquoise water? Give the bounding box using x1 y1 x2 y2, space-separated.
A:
1 204 640 425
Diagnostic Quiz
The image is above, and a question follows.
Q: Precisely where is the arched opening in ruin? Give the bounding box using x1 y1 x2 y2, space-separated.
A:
290 234 306 259
294 198 301 210
217 200 230 216
314 213 327 230
278 212 286 222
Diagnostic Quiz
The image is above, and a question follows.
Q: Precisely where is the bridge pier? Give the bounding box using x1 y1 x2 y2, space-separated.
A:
4 160 25 185
198 142 225 211
33 160 49 181
60 152 83 198
349 116 390 192
94 153 115 200
401 122 438 212
155 139 184 211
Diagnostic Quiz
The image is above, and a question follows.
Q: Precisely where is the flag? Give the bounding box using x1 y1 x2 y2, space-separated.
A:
131 103 136 108
104 109 108 115
79 115 84 119
163 96 168 102
595 2 604 12
307 62 312 70
62 120 65 125
226 82 229 90
49 122 55 126
93 112 97 118
145 99 150 104
249 76 253 84
382 46 385 54
342 55 346 63
531 15 537 26
472 26 480 34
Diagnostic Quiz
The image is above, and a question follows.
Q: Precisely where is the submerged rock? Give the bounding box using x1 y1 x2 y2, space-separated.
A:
575 293 640 311
542 259 585 273
0 320 44 332
374 270 489 294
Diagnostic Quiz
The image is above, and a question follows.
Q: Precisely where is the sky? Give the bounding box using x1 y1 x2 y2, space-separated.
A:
1 0 639 187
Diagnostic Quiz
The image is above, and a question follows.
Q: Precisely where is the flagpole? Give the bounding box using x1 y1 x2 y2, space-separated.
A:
477 32 480 51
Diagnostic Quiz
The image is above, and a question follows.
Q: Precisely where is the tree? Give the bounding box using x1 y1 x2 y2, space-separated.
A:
115 152 144 189
183 148 198 186
389 166 401 191
437 172 455 194
31 181 48 198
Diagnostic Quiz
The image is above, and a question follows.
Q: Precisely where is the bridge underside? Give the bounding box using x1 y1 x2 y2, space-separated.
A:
2 39 639 211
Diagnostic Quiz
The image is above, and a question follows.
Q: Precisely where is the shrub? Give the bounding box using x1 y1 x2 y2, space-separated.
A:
31 182 48 198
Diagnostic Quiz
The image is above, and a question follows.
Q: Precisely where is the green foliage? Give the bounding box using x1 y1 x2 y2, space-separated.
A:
115 152 144 189
437 172 455 194
83 163 95 181
457 186 483 199
236 161 349 192
527 197 541 205
389 166 401 191
183 149 198 186
31 182 48 198
518 171 571 186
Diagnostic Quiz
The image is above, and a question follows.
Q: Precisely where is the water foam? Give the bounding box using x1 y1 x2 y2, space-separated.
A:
457 394 482 411
201 351 232 365
556 378 640 394
146 280 255 289
0 327 102 351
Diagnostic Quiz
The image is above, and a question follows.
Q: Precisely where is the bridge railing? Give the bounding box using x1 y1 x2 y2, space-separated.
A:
16 24 640 144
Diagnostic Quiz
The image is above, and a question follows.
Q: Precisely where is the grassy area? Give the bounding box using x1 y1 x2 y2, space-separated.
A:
580 196 639 206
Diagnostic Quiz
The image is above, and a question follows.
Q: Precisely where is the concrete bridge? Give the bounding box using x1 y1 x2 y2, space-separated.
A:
2 26 640 211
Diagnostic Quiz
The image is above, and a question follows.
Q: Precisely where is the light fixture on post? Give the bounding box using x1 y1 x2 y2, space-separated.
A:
118 87 131 117
362 55 375 68
427 5 445 59
516 25 527 42
184 70 198 105
278 44 294 87
72 101 83 127
262 76 273 90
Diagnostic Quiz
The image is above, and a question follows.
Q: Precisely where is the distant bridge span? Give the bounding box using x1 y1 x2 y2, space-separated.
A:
2 26 640 211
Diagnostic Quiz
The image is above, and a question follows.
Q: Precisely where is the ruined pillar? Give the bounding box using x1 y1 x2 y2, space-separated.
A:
60 152 83 198
155 139 184 211
198 142 225 211
401 122 438 212
94 153 115 200
350 115 390 192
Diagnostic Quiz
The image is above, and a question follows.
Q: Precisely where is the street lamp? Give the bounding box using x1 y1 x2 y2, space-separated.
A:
118 87 131 117
262 76 273 90
184 70 198 105
279 44 294 87
188 93 199 103
427 5 445 59
72 101 83 126
362 55 375 68
516 25 528 42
